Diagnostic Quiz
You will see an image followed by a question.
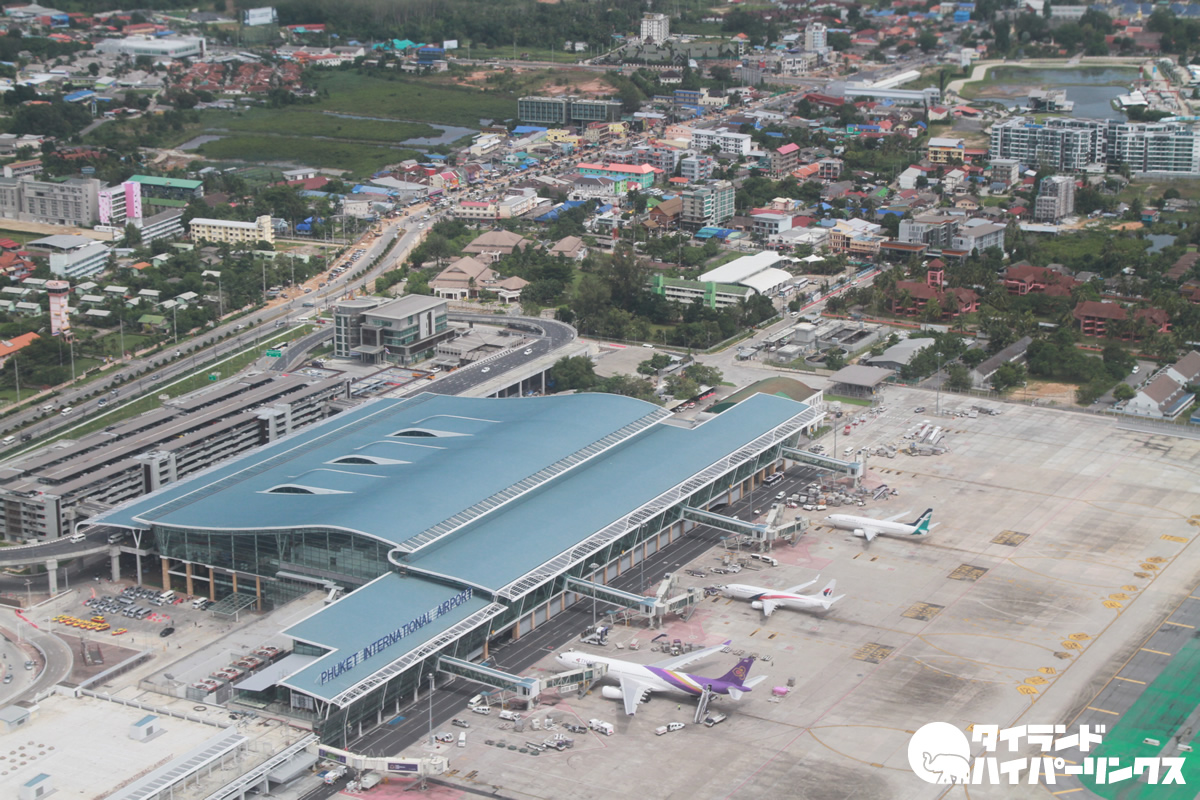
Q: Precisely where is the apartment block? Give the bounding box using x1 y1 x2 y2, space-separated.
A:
189 215 274 245
641 12 670 43
334 294 453 365
0 176 100 227
898 213 960 251
517 96 623 125
680 180 735 230
690 127 752 156
1034 175 1076 223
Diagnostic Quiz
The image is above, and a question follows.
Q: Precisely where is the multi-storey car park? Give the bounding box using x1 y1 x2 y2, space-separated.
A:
0 374 347 542
84 391 823 747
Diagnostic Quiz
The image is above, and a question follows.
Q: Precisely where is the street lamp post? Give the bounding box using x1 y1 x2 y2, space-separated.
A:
427 673 435 746
172 304 178 345
935 349 943 416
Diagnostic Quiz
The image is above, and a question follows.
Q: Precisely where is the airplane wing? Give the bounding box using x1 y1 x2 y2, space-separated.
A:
652 639 732 671
861 526 880 542
784 578 818 594
759 599 780 618
881 509 912 523
618 676 654 716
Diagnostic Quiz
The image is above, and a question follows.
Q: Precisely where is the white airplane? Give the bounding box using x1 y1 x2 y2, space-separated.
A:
825 508 934 543
721 577 844 617
554 639 766 715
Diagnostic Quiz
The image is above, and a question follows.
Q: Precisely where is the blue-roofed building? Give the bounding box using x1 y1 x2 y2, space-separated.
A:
85 391 821 745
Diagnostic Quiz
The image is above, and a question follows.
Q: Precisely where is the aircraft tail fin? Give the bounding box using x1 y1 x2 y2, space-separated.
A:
719 655 756 685
818 579 844 609
911 509 933 536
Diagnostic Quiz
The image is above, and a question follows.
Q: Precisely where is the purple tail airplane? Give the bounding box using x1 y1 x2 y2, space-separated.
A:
555 640 767 715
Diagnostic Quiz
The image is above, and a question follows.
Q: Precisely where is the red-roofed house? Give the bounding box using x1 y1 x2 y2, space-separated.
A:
890 265 979 319
1072 301 1171 339
1003 263 1079 296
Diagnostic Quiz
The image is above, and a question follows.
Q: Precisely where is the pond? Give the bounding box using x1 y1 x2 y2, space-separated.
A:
970 67 1139 120
1145 233 1176 254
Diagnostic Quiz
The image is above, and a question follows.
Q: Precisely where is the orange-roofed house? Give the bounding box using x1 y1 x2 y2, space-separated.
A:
0 331 38 367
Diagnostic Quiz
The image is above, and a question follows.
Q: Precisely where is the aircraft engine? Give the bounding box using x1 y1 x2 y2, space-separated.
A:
601 686 624 700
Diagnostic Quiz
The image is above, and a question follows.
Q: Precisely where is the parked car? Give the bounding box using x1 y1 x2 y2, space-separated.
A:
159 627 175 638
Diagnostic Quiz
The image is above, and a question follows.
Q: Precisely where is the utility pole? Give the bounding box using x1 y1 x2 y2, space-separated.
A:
588 563 600 627
69 338 76 382
172 304 178 345
13 355 19 403
119 318 125 360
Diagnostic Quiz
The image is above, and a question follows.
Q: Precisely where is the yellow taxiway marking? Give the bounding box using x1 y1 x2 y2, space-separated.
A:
1087 707 1119 715
1052 789 1084 795
1141 648 1172 656
1113 676 1145 685
1164 621 1194 628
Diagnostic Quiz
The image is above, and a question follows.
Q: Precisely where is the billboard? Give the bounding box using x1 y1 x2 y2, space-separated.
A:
243 6 278 26
443 39 458 50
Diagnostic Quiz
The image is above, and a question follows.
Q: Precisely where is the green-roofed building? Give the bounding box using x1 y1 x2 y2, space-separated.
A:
84 391 823 747
129 174 205 213
649 274 753 310
710 376 822 414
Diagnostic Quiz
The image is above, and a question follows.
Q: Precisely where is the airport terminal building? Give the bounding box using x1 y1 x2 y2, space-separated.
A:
88 392 821 746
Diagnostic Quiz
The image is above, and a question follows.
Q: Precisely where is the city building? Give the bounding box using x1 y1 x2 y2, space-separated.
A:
0 374 346 542
0 176 100 227
1003 262 1079 296
689 128 753 157
46 279 70 337
98 181 143 226
698 250 793 296
94 35 206 59
641 12 670 43
84 391 821 746
926 137 965 164
679 154 715 182
1125 372 1195 420
189 215 274 246
950 219 1006 255
898 214 959 251
1034 175 1076 223
805 22 828 52
333 295 455 365
1072 301 1171 339
680 180 735 230
27 234 110 280
769 143 800 179
648 274 753 309
517 96 623 126
577 162 659 190
817 157 843 181
828 218 886 257
889 264 980 319
128 174 205 214
988 117 1107 171
136 209 185 243
1106 120 1200 175
429 257 528 303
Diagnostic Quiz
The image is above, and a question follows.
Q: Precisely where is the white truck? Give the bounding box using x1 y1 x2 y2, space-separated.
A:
588 718 615 736
318 765 347 784
703 713 727 728
655 722 686 736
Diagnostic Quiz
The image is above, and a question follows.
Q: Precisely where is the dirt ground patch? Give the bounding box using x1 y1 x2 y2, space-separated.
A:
1111 221 1144 231
1024 379 1079 405
543 77 611 96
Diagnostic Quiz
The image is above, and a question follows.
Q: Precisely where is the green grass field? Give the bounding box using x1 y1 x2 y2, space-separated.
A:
200 107 439 144
312 71 517 128
83 332 155 359
195 135 422 176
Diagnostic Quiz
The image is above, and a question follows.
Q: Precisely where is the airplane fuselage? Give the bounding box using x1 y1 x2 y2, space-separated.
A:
722 583 825 609
555 652 741 697
826 513 922 537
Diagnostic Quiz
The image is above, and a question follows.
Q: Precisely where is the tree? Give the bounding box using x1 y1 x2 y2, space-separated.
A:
991 362 1027 392
549 355 598 392
1113 382 1136 402
945 364 973 392
122 222 142 246
87 62 99 77
962 348 988 368
664 373 699 399
683 363 723 386
917 30 938 53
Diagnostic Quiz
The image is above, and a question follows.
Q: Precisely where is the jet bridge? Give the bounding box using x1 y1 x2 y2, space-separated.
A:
537 662 609 697
565 576 657 612
437 656 539 697
782 446 863 478
681 506 768 538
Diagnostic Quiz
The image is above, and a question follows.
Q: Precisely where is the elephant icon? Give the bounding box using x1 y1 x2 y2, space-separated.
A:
922 751 971 784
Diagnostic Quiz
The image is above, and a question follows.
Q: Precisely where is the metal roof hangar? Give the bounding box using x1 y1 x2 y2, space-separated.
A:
88 391 821 746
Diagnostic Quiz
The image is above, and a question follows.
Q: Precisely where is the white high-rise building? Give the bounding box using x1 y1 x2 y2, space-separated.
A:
1034 176 1076 223
641 13 670 44
805 22 827 51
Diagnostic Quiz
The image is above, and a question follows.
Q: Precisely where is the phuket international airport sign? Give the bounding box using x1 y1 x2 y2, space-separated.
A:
318 588 474 685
